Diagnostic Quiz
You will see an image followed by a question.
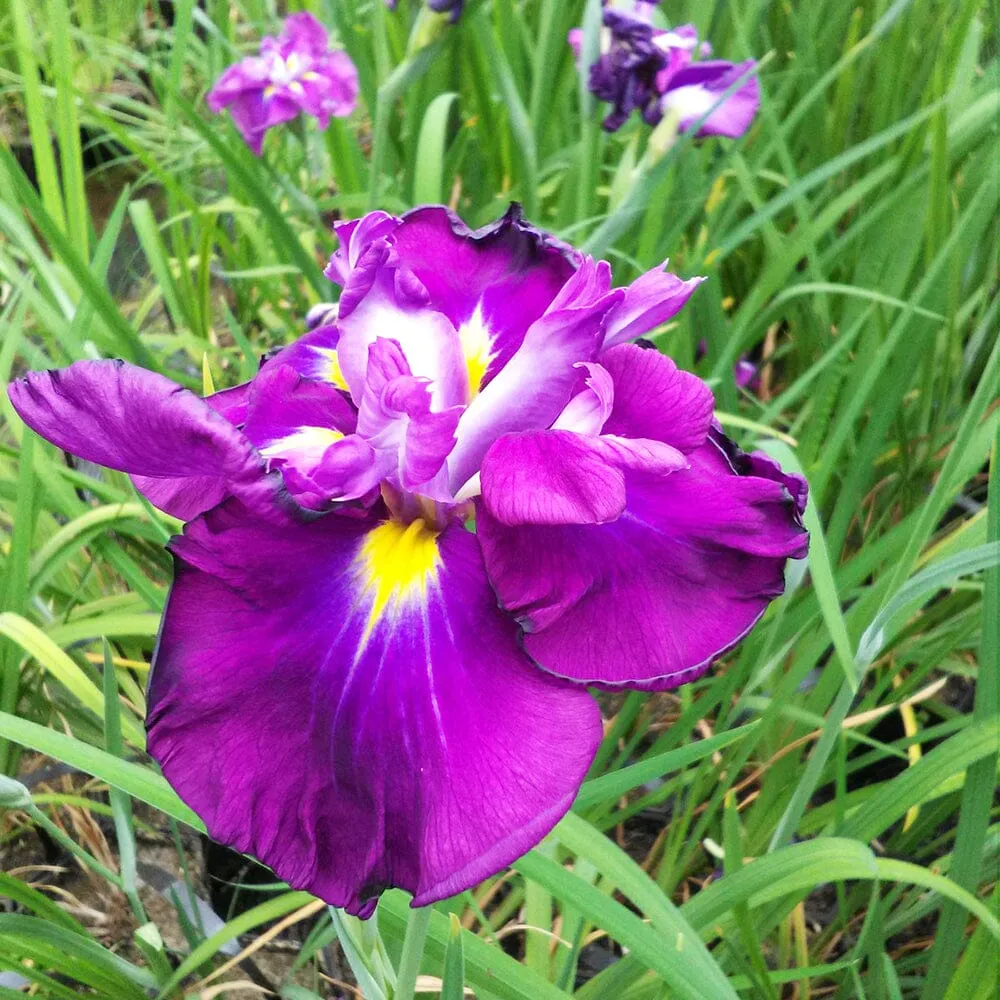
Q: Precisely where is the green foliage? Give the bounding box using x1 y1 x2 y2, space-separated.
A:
0 0 996 997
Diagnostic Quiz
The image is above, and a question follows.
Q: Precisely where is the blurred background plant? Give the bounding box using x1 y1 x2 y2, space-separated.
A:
0 1 997 998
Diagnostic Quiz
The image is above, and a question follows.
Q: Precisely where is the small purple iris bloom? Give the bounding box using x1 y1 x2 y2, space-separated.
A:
8 205 807 917
207 13 358 155
570 4 759 136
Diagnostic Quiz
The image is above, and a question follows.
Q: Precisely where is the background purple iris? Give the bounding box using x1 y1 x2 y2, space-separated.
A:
570 3 759 136
207 13 358 154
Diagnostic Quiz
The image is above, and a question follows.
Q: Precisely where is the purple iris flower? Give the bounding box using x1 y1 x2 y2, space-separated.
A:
8 205 807 917
207 13 358 155
570 4 759 136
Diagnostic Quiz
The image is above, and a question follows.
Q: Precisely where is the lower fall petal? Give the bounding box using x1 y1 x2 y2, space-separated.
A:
478 432 808 689
148 505 601 916
662 60 760 139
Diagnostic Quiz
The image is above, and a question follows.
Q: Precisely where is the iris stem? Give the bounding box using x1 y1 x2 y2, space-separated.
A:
394 904 433 1000
26 803 123 889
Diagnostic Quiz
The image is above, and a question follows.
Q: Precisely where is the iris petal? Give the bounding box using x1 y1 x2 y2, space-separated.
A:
480 428 686 526
7 360 266 520
335 271 467 411
448 258 623 492
662 60 760 139
478 428 808 689
600 343 715 453
388 205 577 382
148 503 601 916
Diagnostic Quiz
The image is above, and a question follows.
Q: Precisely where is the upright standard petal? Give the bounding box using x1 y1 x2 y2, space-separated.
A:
478 426 808 690
278 11 330 58
148 504 601 916
602 266 704 349
7 360 265 520
447 258 622 492
379 206 578 393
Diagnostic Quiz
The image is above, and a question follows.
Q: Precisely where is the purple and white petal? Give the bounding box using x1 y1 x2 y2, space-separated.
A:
447 258 622 492
268 324 351 392
551 362 614 437
243 363 357 442
661 60 760 138
356 339 462 497
335 273 467 410
278 12 330 59
602 266 705 349
240 364 371 505
386 205 578 392
293 50 359 126
206 57 272 111
7 360 266 521
148 504 601 916
325 212 401 288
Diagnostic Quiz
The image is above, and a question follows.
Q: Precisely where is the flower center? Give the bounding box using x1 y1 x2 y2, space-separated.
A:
269 52 304 86
355 519 441 642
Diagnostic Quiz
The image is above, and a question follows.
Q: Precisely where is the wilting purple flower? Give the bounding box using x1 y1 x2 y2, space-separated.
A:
207 13 358 155
570 3 759 136
8 205 807 917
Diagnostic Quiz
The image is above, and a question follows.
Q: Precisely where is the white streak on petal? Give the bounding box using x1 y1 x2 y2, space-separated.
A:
259 426 343 467
661 84 718 122
457 302 497 400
